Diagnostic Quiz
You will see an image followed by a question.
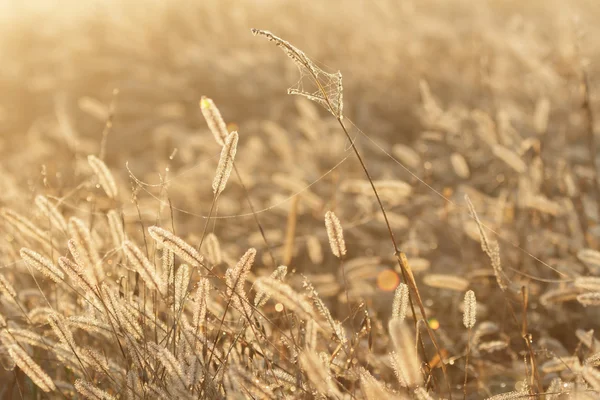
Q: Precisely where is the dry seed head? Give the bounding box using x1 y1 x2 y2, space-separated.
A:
148 226 203 267
212 131 238 196
106 210 125 249
75 379 116 400
203 232 222 265
575 276 600 292
174 263 191 312
251 29 343 118
1 208 52 249
254 265 287 307
123 241 166 295
388 319 422 388
20 248 64 283
324 211 346 258
8 345 56 392
392 283 409 321
34 195 67 232
0 273 17 299
463 290 477 329
68 217 102 278
255 277 314 320
200 96 229 146
577 292 600 307
423 273 469 292
465 194 508 291
48 313 76 349
192 278 210 331
88 155 118 199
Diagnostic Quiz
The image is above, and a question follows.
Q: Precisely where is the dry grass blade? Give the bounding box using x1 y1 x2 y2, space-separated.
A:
212 131 238 196
88 155 118 199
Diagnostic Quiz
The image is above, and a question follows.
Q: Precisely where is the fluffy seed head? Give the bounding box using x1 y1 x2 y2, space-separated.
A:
212 131 238 196
324 211 346 258
88 155 118 199
463 290 477 329
200 96 229 146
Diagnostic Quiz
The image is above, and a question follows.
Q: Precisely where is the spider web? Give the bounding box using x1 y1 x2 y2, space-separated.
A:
252 29 344 118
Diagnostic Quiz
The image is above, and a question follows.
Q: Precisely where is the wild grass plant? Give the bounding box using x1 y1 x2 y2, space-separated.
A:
1 1 600 399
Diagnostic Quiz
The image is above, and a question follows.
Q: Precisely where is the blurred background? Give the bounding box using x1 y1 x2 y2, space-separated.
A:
2 3 600 392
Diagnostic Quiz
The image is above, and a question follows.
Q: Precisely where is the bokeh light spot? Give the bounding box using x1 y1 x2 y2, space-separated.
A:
377 269 399 291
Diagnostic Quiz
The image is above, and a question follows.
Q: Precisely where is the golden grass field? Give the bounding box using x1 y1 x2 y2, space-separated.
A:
1 0 600 398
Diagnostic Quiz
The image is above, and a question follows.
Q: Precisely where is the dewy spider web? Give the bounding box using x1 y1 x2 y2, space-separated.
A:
251 29 343 119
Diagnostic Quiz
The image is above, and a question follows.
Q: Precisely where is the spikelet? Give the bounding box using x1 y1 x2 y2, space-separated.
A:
226 248 256 316
324 211 346 258
478 340 508 353
7 329 54 348
48 313 76 350
149 343 187 387
212 131 238 196
392 283 409 321
174 264 191 312
100 284 142 340
1 208 52 249
388 319 422 388
484 388 529 400
148 226 203 267
75 379 116 400
306 235 323 265
254 265 288 308
88 155 118 199
251 29 343 118
200 96 229 146
192 278 210 332
82 347 109 372
126 370 142 400
359 368 395 400
492 144 526 173
463 290 477 329
68 217 102 279
586 352 600 367
123 241 165 295
465 194 508 291
161 248 174 293
106 210 125 250
450 152 470 179
58 256 98 298
255 277 315 320
35 195 67 232
20 248 64 283
304 279 346 343
299 349 342 397
0 273 17 299
577 292 600 307
423 274 469 291
203 233 222 265
8 344 56 392
414 387 435 400
575 277 600 292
